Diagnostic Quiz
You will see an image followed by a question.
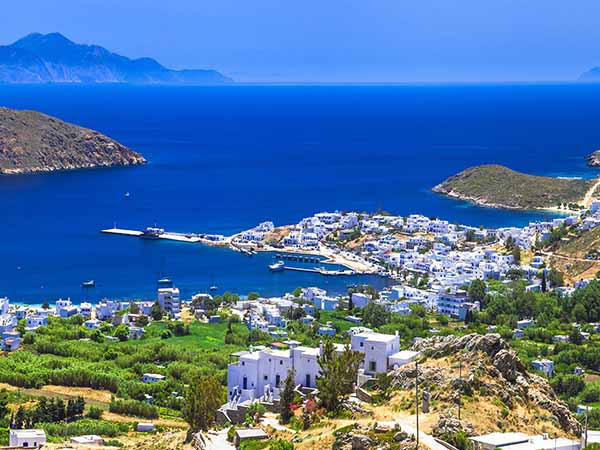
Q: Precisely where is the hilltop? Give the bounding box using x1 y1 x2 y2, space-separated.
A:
544 225 600 282
432 164 595 210
263 333 581 450
0 32 231 84
0 107 145 174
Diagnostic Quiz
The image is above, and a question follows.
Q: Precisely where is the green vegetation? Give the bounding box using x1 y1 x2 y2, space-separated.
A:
182 375 225 431
433 164 593 210
0 316 256 417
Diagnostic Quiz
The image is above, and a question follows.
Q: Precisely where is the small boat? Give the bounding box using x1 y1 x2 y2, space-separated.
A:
269 261 285 272
210 285 218 291
81 280 95 288
124 192 130 198
141 227 164 239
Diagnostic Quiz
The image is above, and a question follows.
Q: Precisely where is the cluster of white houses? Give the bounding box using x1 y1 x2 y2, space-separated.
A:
238 205 600 300
227 329 418 404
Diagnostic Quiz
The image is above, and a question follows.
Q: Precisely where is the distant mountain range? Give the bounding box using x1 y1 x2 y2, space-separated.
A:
0 32 231 84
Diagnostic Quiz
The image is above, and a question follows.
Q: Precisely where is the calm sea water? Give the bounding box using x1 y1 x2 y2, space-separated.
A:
1 83 600 303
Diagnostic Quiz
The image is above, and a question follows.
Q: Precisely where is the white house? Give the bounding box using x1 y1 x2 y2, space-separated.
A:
142 373 166 383
227 345 324 403
9 429 46 448
350 331 401 375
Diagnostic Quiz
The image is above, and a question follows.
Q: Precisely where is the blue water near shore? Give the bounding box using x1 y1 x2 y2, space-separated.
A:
2 83 600 303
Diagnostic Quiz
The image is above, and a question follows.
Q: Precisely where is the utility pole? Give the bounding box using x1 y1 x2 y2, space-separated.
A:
458 359 462 421
585 406 589 449
415 360 419 450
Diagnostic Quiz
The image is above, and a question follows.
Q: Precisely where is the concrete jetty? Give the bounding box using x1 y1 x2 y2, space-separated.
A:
101 228 203 243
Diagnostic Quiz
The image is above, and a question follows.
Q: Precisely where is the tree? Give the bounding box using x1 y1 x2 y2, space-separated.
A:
150 300 164 321
280 369 296 424
270 439 294 450
548 269 565 287
347 289 354 311
362 302 390 328
90 329 104 343
182 375 225 432
468 279 486 303
541 270 547 293
316 341 363 412
512 246 521 265
247 292 260 300
114 324 129 342
129 301 140 314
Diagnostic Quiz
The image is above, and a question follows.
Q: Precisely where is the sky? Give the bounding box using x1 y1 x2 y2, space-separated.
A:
2 0 600 83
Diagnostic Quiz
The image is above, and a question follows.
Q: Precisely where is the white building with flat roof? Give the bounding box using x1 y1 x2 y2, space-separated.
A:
158 287 181 317
350 331 401 375
9 429 46 448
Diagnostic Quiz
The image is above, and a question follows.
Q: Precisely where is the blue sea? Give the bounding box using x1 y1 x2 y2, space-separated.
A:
1 83 600 303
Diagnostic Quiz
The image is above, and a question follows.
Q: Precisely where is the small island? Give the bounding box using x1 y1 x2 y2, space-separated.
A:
432 164 596 210
0 107 145 174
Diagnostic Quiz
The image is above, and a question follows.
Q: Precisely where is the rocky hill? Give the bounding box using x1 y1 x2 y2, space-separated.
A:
587 150 600 167
395 333 581 437
0 107 145 174
0 32 231 84
433 164 593 210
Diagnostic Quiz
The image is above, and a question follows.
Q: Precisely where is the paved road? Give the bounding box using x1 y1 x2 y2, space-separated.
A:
204 429 235 450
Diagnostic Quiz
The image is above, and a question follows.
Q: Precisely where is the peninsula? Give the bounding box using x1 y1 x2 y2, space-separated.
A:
0 107 145 174
0 32 231 84
432 164 596 210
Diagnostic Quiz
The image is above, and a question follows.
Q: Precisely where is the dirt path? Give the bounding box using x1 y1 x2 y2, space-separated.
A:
581 177 600 207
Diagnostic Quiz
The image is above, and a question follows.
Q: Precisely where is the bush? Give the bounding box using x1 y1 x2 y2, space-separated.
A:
109 399 158 419
86 406 103 420
40 419 130 438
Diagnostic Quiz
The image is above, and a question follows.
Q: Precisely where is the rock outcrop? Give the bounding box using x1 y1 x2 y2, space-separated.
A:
0 107 145 174
392 333 581 436
587 150 600 167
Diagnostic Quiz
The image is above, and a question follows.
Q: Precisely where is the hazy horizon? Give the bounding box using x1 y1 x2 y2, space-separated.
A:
3 0 600 83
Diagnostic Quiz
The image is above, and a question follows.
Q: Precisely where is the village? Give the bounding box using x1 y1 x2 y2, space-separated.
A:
4 202 600 449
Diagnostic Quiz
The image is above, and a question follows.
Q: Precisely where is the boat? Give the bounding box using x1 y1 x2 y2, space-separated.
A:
124 192 130 197
81 280 95 288
210 285 218 291
158 277 173 288
269 261 285 272
141 227 164 239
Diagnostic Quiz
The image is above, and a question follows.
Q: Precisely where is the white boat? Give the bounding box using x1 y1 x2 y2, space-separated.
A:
269 261 285 272
210 285 218 291
81 280 95 288
124 192 130 197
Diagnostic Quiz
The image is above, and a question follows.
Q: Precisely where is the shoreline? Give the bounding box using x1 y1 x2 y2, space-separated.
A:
434 189 581 216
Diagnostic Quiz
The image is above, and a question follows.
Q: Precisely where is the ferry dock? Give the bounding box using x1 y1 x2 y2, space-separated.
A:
101 227 204 243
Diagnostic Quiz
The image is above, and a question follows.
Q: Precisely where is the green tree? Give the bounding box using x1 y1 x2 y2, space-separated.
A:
247 292 260 300
113 324 129 342
182 375 225 432
316 341 363 412
90 329 104 343
150 300 164 321
270 439 294 450
279 369 296 424
468 279 486 303
362 302 390 328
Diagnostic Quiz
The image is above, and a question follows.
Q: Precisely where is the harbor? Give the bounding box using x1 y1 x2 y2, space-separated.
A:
100 225 374 275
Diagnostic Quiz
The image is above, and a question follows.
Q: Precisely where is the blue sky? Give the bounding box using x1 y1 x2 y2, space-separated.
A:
3 0 600 82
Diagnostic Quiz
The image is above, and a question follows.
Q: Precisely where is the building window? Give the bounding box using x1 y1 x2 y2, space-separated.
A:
242 362 245 366
280 360 283 365
369 361 376 372
264 375 268 380
360 342 364 347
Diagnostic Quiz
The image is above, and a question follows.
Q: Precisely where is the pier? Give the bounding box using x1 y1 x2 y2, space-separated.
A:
101 228 203 243
274 253 323 264
283 266 355 276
